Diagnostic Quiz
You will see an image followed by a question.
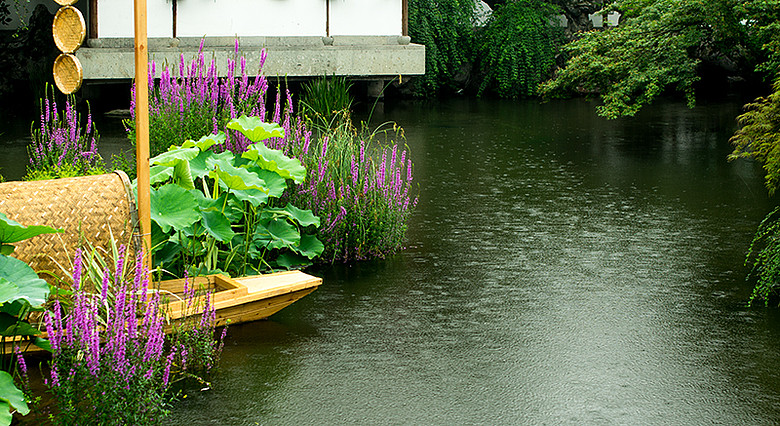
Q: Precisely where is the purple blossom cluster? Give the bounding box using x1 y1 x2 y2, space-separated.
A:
43 248 224 424
28 91 101 175
128 39 273 156
269 93 417 260
285 133 418 261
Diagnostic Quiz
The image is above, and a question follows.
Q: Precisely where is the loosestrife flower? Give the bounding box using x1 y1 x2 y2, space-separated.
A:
44 248 227 425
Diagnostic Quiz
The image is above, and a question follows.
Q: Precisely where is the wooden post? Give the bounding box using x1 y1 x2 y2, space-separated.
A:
402 0 408 36
134 0 152 273
325 0 330 37
89 0 97 38
172 0 177 38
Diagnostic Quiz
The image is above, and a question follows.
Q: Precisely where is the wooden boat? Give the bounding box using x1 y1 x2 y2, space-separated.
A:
161 270 322 326
7 270 321 353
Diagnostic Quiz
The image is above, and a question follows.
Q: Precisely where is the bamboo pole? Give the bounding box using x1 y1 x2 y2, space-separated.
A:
134 0 152 272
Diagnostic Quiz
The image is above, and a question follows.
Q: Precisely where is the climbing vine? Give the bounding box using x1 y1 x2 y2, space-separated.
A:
408 0 478 96
476 0 563 98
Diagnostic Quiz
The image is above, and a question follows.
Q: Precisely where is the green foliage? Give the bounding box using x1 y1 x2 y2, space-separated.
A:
147 117 323 277
729 76 780 306
0 371 27 425
299 75 354 126
22 163 106 181
0 213 60 425
283 112 417 262
736 0 780 76
729 76 780 194
408 0 478 96
743 206 780 306
476 0 563 98
540 0 757 118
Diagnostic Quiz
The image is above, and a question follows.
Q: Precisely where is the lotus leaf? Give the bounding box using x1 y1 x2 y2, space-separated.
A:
227 115 285 142
149 185 200 233
242 143 306 184
209 164 268 192
181 132 226 151
230 187 270 208
149 165 174 185
0 212 61 246
254 217 300 250
150 146 199 167
0 279 17 305
33 336 51 352
283 204 320 228
275 253 311 269
294 234 325 259
204 150 235 172
189 149 228 181
200 210 235 243
0 370 29 424
253 168 288 198
0 312 40 336
0 256 49 307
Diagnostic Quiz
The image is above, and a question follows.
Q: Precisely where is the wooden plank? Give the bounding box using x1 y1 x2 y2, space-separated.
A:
214 274 245 291
156 275 214 295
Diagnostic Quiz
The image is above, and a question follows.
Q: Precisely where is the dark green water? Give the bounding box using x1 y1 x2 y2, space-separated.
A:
4 97 780 424
170 97 780 425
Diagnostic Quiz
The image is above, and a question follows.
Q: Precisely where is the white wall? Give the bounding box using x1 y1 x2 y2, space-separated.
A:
177 0 326 37
329 0 401 35
88 0 402 38
97 0 172 37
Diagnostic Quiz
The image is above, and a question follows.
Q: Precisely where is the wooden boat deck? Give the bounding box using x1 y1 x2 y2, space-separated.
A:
164 270 322 327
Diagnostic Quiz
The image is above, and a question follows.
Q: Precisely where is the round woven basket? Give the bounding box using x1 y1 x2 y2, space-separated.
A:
0 171 140 283
52 53 83 95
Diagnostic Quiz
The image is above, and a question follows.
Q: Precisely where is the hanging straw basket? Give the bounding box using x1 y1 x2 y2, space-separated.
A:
0 171 140 282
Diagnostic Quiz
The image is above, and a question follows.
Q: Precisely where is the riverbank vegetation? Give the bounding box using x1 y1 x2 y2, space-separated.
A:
125 43 417 265
730 76 780 306
407 0 567 98
536 0 780 305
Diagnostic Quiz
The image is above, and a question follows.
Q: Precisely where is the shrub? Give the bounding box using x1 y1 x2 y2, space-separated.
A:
730 76 780 306
744 206 780 306
27 87 105 179
146 119 323 276
408 0 478 96
476 0 563 98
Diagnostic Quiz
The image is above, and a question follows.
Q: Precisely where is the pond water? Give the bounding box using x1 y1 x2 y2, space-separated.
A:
173 97 780 425
4 96 780 424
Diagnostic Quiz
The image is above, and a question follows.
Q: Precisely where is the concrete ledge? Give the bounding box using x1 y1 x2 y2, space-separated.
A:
76 37 425 80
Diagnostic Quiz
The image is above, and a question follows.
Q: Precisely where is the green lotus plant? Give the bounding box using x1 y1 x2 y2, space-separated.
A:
0 212 60 425
146 115 323 278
